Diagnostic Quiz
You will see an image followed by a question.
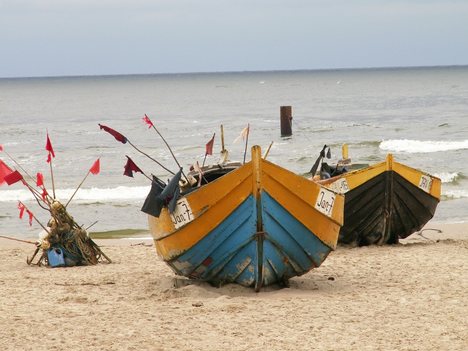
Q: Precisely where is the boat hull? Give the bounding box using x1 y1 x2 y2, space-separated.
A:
148 146 344 290
320 154 441 245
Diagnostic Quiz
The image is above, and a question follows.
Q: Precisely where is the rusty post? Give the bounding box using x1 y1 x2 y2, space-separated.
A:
280 106 292 137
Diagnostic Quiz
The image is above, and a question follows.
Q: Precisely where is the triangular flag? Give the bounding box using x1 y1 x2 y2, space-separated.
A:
0 160 13 186
36 172 44 187
46 134 55 163
205 133 215 156
234 125 250 143
89 158 100 175
26 210 34 226
142 114 154 129
123 156 143 177
4 170 23 185
18 202 25 219
41 188 48 201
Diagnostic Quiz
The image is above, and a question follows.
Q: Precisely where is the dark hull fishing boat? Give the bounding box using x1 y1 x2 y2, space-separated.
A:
318 153 441 246
146 146 344 291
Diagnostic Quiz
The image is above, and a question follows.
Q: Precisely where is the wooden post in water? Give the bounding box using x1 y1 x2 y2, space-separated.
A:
280 106 293 137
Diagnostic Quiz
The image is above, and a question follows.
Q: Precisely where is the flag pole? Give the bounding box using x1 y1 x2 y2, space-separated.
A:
65 170 90 208
127 140 176 176
243 124 250 164
19 201 50 233
148 123 188 182
263 141 274 159
49 157 56 199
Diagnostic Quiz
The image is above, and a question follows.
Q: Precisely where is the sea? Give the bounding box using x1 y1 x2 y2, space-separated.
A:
1 66 467 239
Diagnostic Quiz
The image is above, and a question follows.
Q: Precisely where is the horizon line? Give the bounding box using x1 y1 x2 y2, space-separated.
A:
1 63 467 80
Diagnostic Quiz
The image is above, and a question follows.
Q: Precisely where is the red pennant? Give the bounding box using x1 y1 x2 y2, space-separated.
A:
123 156 143 177
4 170 23 185
0 145 3 152
89 158 100 175
99 124 128 144
18 202 25 219
36 172 44 187
205 133 215 156
0 160 13 185
41 188 48 201
46 134 55 163
142 114 154 129
26 210 34 226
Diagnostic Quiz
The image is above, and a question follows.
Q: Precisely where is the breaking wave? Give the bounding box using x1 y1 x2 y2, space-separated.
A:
442 189 468 200
434 172 463 184
380 139 468 153
0 186 150 203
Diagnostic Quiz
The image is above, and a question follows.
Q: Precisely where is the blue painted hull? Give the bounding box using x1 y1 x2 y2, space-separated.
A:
169 191 332 288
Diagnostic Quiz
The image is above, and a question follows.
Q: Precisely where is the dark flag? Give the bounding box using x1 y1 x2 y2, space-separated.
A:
98 124 128 144
205 133 215 156
123 156 143 177
141 176 166 217
159 168 182 213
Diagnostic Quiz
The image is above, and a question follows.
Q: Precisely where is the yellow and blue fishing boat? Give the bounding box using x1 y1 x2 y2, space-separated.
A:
318 153 441 246
146 145 344 290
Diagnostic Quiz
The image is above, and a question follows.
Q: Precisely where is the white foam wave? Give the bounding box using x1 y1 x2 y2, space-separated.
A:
380 139 468 153
434 172 460 183
0 186 150 203
443 189 468 199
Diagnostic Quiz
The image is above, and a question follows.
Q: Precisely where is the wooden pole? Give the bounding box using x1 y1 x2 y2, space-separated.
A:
280 106 293 137
49 158 56 198
243 124 250 164
65 170 90 208
263 141 274 159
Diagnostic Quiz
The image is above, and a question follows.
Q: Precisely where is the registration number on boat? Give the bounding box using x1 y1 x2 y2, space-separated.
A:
418 175 432 193
315 188 336 217
170 198 194 229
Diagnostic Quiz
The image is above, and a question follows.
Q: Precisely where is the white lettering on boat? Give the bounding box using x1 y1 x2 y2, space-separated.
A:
171 198 194 229
418 175 432 193
329 178 349 194
315 188 336 217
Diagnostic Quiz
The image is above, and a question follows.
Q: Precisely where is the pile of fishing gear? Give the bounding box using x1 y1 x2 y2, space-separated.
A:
0 135 111 267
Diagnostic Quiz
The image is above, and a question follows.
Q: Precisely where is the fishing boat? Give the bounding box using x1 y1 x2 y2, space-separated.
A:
315 149 441 246
146 145 344 291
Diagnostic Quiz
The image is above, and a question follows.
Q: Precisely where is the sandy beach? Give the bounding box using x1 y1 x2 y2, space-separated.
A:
0 222 466 351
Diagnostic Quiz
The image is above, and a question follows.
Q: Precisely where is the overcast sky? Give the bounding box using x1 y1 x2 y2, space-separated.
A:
1 0 467 78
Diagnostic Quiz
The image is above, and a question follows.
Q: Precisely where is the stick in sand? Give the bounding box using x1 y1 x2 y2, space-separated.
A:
65 158 100 208
143 114 189 182
243 123 250 164
263 141 274 159
0 235 37 245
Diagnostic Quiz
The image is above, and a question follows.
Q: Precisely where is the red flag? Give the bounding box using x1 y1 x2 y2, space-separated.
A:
27 210 34 226
99 124 128 144
0 160 13 185
142 114 154 129
36 172 44 187
89 158 100 175
205 133 215 156
46 134 55 163
18 202 25 219
0 145 3 152
123 156 143 177
41 188 48 201
4 170 23 185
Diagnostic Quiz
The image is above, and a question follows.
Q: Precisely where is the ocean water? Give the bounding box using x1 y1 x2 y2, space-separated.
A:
1 66 467 238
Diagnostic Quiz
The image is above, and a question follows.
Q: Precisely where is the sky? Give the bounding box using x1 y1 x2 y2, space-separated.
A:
0 0 467 78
